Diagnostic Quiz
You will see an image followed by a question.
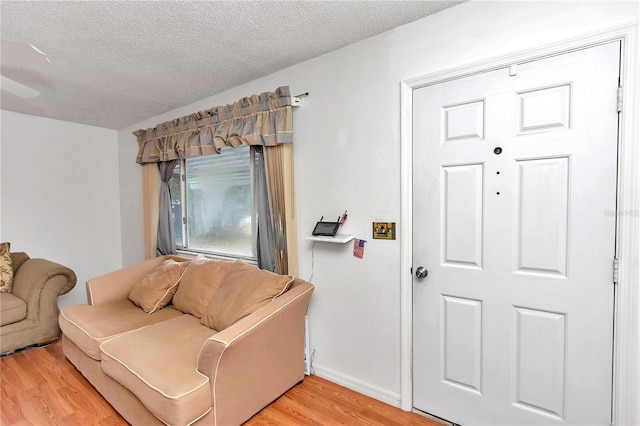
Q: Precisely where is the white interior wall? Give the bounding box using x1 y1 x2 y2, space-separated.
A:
0 111 3 239
117 1 638 406
1 110 122 307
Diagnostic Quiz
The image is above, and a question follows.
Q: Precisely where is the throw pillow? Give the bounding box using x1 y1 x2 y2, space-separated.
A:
172 258 230 318
128 259 189 314
201 262 294 331
0 242 14 293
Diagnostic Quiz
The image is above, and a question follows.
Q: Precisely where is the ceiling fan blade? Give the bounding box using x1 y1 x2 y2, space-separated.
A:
1 75 41 98
1 40 50 65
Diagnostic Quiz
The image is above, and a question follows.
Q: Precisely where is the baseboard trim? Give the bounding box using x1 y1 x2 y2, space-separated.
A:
312 365 402 409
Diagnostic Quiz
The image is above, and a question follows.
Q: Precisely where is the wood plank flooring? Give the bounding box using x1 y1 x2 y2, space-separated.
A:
1 342 441 425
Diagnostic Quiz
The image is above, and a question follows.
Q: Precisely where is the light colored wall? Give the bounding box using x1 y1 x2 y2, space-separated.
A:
117 1 638 405
0 111 3 239
1 110 122 307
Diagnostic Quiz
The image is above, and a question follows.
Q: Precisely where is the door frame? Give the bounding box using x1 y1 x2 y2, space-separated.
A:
400 23 639 425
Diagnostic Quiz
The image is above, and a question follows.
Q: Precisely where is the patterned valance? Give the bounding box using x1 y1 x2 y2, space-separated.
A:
133 86 292 164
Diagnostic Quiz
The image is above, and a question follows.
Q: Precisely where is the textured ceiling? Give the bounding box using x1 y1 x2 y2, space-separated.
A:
0 1 463 130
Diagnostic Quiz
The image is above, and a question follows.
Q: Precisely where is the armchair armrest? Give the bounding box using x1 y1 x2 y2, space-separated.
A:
86 255 188 305
12 259 77 309
2 257 76 352
197 281 314 426
11 259 77 342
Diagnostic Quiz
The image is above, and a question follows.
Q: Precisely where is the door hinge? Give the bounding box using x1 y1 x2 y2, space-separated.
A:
617 86 623 112
182 217 186 225
613 257 619 285
181 174 185 182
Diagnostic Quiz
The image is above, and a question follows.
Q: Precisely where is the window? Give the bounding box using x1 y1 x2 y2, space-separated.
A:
169 146 256 260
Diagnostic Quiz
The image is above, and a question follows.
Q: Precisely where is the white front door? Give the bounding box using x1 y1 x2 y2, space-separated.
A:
412 42 620 425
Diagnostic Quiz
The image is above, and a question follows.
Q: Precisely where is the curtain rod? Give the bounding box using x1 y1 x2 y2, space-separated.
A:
291 92 309 107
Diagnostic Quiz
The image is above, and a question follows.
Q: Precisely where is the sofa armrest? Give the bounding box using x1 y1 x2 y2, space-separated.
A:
10 251 30 274
85 255 189 305
12 259 77 303
11 258 77 320
197 281 314 426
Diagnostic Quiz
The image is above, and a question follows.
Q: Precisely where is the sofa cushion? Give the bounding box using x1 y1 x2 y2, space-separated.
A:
172 258 230 319
128 259 188 314
59 300 183 360
201 263 294 331
0 242 13 293
101 315 216 425
0 292 27 326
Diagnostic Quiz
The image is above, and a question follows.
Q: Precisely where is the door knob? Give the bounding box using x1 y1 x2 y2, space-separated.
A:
415 266 429 279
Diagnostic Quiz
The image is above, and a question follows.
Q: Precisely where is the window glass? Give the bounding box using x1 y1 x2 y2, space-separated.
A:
185 146 253 257
169 162 183 248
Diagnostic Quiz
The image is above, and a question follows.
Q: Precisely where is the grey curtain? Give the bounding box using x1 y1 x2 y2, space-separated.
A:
156 160 178 256
254 147 276 272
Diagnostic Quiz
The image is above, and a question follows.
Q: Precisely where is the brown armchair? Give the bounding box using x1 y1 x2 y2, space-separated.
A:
0 252 77 354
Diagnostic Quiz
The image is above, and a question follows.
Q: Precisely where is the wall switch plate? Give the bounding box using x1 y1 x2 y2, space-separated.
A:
373 222 396 240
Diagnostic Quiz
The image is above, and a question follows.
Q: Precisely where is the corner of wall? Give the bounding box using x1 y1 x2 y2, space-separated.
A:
117 127 145 267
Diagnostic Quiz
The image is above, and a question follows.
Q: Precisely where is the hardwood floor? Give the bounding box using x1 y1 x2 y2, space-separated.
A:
1 342 124 425
1 342 441 425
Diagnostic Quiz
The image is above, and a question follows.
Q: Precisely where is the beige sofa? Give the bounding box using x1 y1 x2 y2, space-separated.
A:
59 255 314 426
1 251 77 354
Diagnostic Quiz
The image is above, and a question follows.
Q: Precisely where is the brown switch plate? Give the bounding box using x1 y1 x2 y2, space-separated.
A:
373 222 396 240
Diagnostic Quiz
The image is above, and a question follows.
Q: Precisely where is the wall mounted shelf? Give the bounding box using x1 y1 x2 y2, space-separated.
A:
305 234 355 244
